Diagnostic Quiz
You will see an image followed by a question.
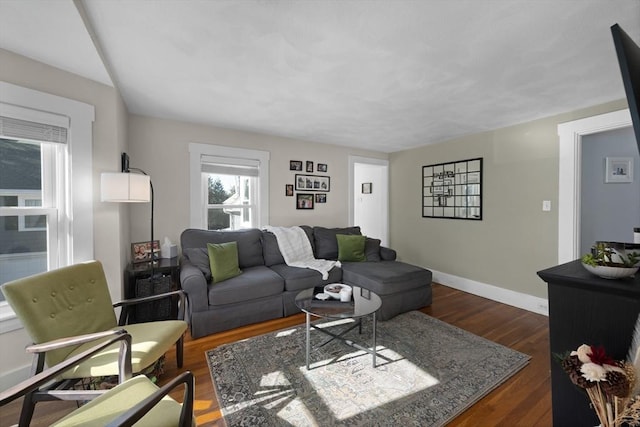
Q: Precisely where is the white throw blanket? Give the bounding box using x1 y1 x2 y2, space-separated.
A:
265 226 340 280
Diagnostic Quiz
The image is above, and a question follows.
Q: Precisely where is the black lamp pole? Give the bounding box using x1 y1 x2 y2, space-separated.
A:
121 153 157 279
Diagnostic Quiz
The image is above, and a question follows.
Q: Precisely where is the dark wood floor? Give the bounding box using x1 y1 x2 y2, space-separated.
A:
0 283 552 426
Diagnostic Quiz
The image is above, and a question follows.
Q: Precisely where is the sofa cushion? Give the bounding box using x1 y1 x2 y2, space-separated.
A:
364 238 382 262
262 226 315 267
341 261 432 296
207 242 242 283
180 228 264 268
208 266 284 306
182 247 212 281
314 226 361 260
337 234 366 262
269 264 342 292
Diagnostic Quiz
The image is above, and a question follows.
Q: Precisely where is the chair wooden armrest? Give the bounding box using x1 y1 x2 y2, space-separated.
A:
0 331 132 406
105 371 194 427
114 290 187 324
25 329 129 354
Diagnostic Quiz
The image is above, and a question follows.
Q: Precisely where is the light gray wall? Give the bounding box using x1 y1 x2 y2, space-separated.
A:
580 126 640 254
126 114 388 247
389 100 629 300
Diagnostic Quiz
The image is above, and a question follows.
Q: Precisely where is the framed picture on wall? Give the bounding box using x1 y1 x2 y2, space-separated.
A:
296 193 314 209
317 163 328 172
306 161 314 172
295 174 330 192
362 182 372 194
285 184 294 196
422 157 483 220
290 160 303 171
605 157 634 183
315 193 326 203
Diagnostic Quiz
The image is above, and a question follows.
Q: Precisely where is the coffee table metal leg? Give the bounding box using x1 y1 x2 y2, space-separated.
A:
372 312 377 368
306 312 311 370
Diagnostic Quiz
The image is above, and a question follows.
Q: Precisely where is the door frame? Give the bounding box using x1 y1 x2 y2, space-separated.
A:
557 109 631 263
348 155 389 245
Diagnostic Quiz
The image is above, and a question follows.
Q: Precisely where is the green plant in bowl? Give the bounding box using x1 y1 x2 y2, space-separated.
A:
581 242 640 279
581 242 640 267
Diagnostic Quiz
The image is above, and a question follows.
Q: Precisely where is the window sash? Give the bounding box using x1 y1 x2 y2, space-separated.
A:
204 173 257 230
0 139 64 305
190 143 269 229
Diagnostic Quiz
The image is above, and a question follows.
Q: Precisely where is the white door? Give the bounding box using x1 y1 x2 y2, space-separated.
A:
349 156 389 246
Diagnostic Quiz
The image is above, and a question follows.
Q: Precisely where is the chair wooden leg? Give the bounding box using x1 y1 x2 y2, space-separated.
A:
176 336 184 368
18 390 36 427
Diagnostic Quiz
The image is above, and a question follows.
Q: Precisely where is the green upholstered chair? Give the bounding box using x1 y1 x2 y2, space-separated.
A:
1 260 188 426
0 330 194 427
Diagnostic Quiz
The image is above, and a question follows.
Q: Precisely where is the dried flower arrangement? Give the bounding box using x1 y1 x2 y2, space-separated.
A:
559 320 640 427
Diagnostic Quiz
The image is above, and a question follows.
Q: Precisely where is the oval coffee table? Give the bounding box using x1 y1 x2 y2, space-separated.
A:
295 285 382 370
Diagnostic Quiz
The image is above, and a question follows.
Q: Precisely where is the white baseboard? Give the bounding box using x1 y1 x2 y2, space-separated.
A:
431 270 549 316
0 364 31 392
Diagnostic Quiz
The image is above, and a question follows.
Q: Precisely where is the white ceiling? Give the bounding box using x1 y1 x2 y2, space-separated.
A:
1 0 639 153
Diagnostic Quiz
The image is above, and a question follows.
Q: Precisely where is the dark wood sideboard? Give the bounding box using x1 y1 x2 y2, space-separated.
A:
538 259 640 426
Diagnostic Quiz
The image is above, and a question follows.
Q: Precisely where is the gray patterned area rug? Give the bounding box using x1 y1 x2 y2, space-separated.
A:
206 310 529 427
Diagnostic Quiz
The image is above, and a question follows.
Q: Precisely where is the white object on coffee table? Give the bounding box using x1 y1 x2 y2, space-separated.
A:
324 283 352 299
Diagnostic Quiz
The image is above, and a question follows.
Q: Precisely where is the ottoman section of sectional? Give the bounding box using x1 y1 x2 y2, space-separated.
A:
341 261 432 320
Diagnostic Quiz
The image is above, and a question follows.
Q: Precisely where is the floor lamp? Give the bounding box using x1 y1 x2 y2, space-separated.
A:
102 153 171 322
101 153 156 272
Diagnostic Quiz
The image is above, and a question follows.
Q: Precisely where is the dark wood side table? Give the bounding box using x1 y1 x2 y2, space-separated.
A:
538 259 640 427
124 257 181 323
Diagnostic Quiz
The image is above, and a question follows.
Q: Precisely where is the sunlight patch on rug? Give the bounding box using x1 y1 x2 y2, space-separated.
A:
300 348 439 421
207 310 530 426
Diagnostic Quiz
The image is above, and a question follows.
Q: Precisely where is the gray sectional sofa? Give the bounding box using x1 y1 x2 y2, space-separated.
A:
180 226 432 339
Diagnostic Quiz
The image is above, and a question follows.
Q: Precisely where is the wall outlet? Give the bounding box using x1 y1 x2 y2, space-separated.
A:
542 200 551 211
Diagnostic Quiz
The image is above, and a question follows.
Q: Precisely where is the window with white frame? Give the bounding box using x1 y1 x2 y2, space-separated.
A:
189 143 269 230
0 137 65 302
0 82 94 330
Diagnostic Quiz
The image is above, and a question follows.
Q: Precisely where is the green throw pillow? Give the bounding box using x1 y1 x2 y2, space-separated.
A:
207 242 242 283
336 234 366 262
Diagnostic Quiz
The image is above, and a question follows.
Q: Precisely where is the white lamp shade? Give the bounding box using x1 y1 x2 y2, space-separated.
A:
101 172 150 202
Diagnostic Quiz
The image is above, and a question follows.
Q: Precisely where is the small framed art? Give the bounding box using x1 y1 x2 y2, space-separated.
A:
306 161 314 173
317 163 328 173
605 157 634 183
131 240 160 263
362 182 372 194
290 160 302 171
315 193 326 203
297 193 314 209
285 184 294 196
295 174 330 192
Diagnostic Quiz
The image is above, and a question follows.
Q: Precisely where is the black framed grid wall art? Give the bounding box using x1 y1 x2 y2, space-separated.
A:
422 157 483 220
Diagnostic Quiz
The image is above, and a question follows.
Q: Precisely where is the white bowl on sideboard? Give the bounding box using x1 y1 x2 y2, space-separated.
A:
582 263 638 280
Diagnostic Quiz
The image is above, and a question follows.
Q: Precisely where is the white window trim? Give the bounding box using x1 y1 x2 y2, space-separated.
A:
0 81 95 333
189 143 269 229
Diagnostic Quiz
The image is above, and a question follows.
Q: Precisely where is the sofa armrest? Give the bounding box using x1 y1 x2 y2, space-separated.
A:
380 246 397 261
179 260 208 312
